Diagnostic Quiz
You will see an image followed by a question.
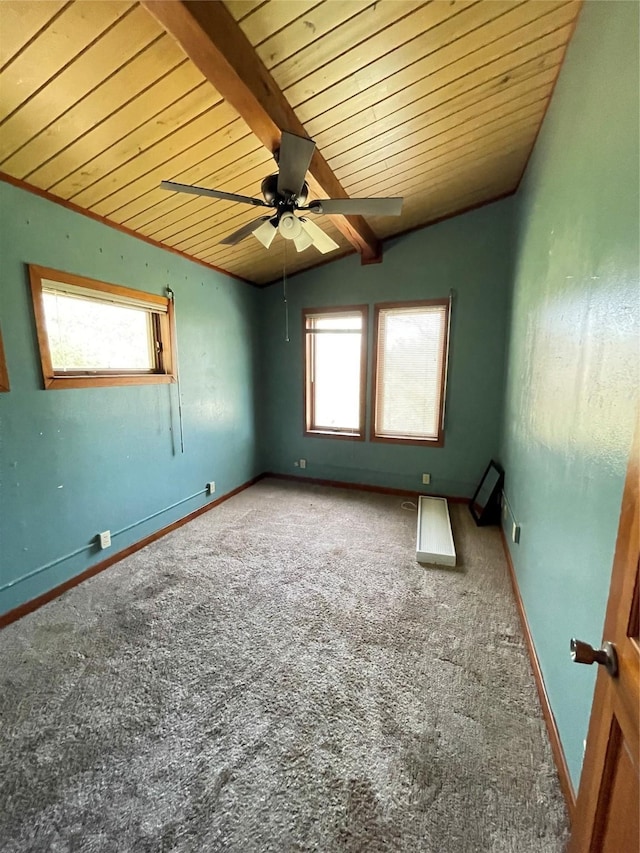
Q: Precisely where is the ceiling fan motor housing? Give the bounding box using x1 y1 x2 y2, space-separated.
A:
261 173 309 206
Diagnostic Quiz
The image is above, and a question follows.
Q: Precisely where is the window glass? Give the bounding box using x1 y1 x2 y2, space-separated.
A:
304 307 367 439
373 301 449 444
42 291 155 372
29 265 176 390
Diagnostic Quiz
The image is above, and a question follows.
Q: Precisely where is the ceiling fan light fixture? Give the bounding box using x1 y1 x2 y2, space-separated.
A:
278 212 302 240
160 132 403 254
293 230 314 252
253 218 278 249
299 217 340 254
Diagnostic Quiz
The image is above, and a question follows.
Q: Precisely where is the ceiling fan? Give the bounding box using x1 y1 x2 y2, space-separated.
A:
160 131 403 254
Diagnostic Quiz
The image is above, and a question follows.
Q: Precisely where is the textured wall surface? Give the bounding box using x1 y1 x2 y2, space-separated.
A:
1 0 637 800
258 199 514 498
501 0 639 790
0 182 261 617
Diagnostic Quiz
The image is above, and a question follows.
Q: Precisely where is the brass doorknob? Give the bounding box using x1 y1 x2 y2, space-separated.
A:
570 638 618 677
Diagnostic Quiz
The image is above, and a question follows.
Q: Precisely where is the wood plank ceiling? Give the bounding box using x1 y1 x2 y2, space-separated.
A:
0 0 582 286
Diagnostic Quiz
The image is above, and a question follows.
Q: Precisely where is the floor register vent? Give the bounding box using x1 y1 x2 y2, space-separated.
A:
416 496 456 567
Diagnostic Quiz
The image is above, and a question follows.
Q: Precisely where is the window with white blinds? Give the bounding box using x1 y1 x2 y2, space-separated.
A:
373 300 449 444
304 306 367 439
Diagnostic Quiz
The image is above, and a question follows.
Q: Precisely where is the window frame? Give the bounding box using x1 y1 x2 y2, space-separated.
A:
370 298 450 447
0 327 9 392
303 304 368 441
28 265 177 390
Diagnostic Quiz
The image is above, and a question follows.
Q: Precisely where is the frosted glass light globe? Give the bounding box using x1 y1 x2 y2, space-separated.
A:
278 212 302 240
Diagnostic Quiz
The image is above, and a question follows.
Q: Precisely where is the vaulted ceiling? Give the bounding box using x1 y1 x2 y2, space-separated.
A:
0 0 582 285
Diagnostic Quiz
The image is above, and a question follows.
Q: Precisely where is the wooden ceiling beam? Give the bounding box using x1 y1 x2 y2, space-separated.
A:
140 0 382 262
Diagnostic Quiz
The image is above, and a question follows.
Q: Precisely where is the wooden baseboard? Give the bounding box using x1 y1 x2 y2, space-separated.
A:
2 471 459 629
5 470 573 816
499 529 577 820
1 472 579 825
0 474 265 630
265 471 469 503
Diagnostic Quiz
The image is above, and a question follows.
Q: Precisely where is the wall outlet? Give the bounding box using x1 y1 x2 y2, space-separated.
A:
207 481 216 495
512 522 521 544
422 473 431 485
99 530 111 549
299 459 307 469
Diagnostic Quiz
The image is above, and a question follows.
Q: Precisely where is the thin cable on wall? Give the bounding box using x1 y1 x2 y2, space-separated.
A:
1 486 209 592
441 289 454 430
166 286 185 454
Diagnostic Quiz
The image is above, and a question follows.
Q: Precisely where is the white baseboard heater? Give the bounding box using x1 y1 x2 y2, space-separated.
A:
416 496 456 567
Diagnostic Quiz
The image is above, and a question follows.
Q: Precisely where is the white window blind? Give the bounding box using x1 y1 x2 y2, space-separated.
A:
374 303 448 441
42 278 168 313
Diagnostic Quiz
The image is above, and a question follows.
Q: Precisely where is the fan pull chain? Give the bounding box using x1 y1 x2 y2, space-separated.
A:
166 287 185 454
441 289 454 430
283 241 290 343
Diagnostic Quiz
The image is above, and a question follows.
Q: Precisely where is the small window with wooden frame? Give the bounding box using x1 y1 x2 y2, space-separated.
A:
29 265 176 390
0 327 9 391
303 305 368 440
371 299 450 446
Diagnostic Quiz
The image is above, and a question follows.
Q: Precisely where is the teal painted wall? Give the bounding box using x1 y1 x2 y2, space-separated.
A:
501 0 639 791
1 0 637 799
0 182 261 617
258 198 514 497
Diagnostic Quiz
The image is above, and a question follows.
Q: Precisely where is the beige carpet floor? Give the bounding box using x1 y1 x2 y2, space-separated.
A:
0 477 568 852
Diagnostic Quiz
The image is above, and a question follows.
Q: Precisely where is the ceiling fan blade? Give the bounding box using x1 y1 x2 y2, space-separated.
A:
277 132 316 198
160 180 268 208
220 217 271 246
299 218 340 255
309 197 403 216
